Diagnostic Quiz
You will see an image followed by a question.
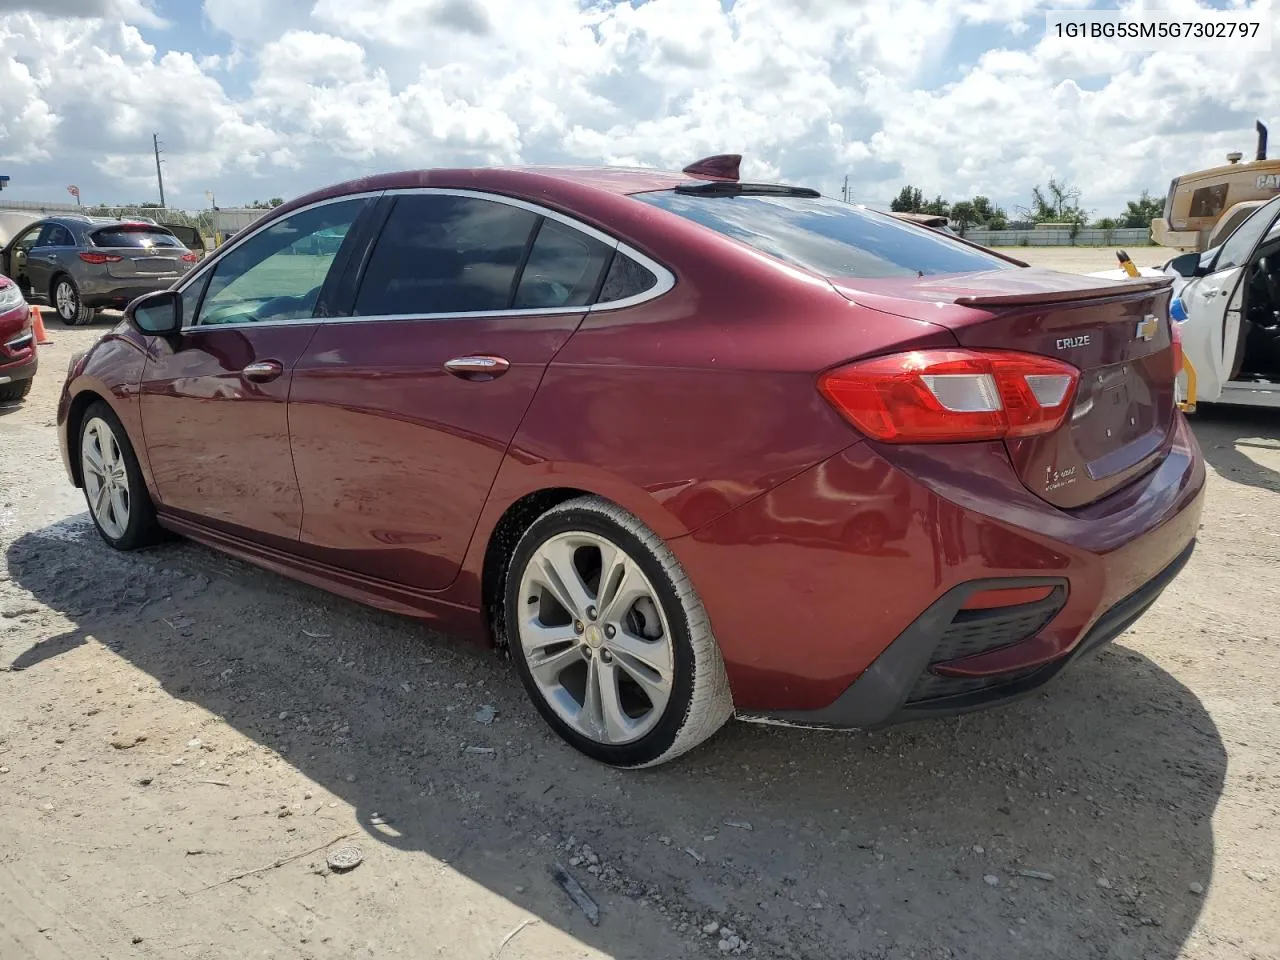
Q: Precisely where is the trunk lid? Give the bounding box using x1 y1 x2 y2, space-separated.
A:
832 269 1179 509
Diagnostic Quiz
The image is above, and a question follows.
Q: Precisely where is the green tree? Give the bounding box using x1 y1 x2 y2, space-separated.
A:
949 200 978 236
920 195 950 216
1119 191 1162 229
249 197 285 210
1022 178 1088 226
890 185 925 213
969 195 1008 229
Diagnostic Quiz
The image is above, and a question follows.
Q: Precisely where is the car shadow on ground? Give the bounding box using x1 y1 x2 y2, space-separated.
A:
5 522 1226 960
1191 403 1280 495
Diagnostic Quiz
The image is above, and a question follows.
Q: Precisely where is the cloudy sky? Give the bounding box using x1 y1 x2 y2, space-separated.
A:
0 0 1273 216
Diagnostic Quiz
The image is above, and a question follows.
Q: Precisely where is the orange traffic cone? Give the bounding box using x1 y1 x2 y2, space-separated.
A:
30 305 52 345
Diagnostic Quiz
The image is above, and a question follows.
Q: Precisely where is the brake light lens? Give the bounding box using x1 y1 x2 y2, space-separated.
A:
819 349 1079 443
181 251 198 263
79 252 123 264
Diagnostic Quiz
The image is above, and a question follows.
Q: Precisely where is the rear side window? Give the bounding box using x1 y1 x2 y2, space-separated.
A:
35 224 74 246
513 220 612 309
92 226 183 249
597 252 658 303
356 195 538 316
636 191 1013 279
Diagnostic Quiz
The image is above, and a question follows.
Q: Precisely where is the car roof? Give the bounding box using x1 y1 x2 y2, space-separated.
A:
274 165 742 223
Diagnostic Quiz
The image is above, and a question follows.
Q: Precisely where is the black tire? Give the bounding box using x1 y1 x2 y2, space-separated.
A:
52 275 95 326
77 400 165 550
504 496 733 768
0 378 32 403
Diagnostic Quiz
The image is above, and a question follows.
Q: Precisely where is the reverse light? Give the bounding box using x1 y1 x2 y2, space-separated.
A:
819 349 1080 444
79 252 123 264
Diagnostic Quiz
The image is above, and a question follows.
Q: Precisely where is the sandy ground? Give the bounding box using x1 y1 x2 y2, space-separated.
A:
2 273 1278 960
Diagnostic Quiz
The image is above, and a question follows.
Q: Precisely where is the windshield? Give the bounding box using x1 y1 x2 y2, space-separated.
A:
635 191 1014 279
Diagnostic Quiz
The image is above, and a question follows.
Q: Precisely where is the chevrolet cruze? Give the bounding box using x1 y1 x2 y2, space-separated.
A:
58 157 1206 766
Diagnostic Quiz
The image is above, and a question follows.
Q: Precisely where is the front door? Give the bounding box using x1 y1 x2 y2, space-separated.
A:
289 191 616 590
138 197 374 546
4 225 44 300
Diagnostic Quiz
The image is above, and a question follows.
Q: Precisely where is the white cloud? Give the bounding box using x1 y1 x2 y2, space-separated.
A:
0 0 1275 218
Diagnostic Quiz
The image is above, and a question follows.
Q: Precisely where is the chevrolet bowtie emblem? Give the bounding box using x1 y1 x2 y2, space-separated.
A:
1135 315 1160 341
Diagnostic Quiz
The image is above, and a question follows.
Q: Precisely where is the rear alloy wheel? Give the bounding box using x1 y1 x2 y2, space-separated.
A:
506 496 733 767
79 401 163 550
53 276 95 326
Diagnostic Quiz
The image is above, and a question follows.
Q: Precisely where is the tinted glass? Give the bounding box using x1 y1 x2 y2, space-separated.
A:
513 220 612 309
1215 196 1280 270
597 252 658 303
197 198 368 325
356 194 538 316
636 191 1013 279
34 224 64 247
92 227 183 249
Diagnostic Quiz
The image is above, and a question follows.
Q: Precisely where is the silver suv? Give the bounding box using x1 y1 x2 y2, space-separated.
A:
0 216 195 325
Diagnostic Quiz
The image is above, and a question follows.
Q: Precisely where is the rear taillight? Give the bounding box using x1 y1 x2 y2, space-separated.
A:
1170 319 1184 374
819 349 1079 444
181 252 198 263
79 252 123 264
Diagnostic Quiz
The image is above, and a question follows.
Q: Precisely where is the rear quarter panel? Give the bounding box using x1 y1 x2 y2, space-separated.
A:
456 211 958 594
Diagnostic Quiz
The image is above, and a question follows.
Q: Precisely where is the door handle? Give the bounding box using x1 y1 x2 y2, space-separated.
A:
443 355 510 381
242 360 284 383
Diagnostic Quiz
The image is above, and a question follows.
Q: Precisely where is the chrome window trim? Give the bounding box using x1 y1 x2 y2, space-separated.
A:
178 186 675 334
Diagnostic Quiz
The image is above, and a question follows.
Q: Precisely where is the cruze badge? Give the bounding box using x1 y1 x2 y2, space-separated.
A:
1135 315 1159 341
1056 335 1090 350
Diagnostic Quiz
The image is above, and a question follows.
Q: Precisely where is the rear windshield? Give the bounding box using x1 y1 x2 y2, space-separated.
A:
635 191 1013 279
162 224 203 249
92 226 184 249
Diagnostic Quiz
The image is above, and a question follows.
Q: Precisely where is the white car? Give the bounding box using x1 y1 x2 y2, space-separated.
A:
1090 195 1280 410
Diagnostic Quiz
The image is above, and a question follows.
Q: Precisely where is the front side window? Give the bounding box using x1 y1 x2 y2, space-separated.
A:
635 190 1013 279
1215 195 1280 271
12 226 42 252
195 198 368 326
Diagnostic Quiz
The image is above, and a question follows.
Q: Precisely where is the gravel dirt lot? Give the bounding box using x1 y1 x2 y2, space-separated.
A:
2 259 1278 960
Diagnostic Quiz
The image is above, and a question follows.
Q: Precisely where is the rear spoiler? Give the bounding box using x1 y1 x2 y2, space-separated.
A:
953 274 1173 307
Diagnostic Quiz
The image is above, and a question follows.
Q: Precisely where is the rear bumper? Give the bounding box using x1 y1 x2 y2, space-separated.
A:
669 414 1206 720
757 539 1194 729
1150 220 1201 250
79 277 181 310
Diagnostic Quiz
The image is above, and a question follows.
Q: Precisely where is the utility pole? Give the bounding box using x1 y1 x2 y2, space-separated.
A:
841 175 849 203
153 132 166 209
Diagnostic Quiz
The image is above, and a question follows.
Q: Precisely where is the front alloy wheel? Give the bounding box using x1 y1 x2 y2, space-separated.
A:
82 416 131 539
77 401 164 550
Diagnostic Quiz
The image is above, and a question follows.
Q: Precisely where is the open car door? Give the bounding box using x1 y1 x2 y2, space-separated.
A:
1178 263 1245 404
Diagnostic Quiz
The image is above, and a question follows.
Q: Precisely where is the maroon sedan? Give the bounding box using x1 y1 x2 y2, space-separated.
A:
0 275 36 402
57 157 1205 767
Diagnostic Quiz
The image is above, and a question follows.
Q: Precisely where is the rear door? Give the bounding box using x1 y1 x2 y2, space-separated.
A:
138 197 374 545
288 190 614 590
88 224 191 285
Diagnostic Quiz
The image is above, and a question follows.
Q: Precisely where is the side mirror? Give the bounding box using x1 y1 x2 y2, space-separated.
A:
126 289 182 336
1167 252 1203 278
